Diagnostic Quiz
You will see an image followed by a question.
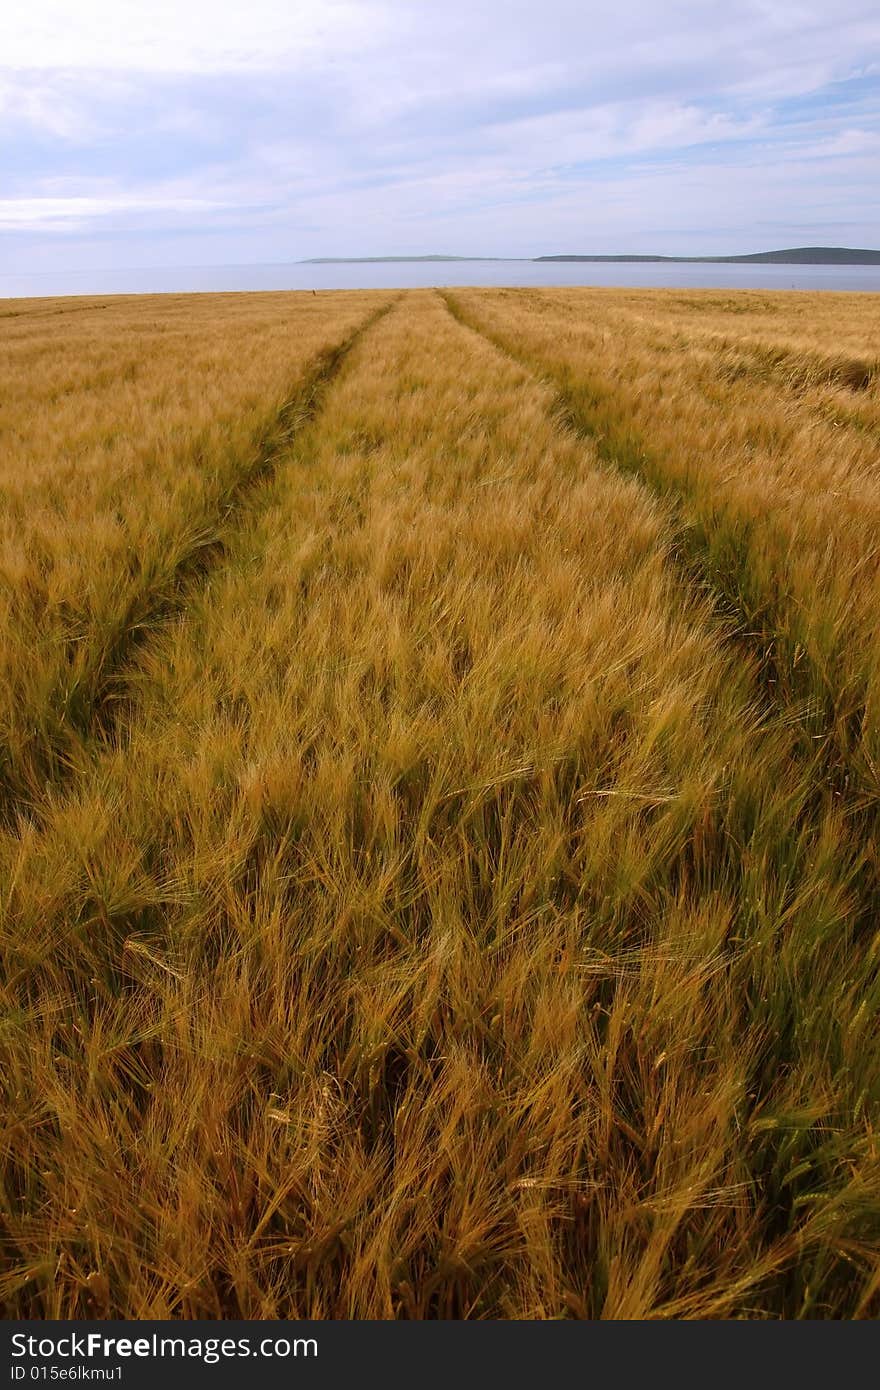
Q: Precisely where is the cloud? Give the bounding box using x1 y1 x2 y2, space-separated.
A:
812 127 880 156
3 1 377 74
0 190 227 233
1 0 878 267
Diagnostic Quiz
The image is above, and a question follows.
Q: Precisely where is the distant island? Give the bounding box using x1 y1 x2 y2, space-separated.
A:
302 255 515 264
535 247 880 265
304 247 880 266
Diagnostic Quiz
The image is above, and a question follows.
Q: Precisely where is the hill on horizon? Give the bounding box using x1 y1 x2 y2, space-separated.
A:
535 246 880 265
302 254 513 264
303 246 880 266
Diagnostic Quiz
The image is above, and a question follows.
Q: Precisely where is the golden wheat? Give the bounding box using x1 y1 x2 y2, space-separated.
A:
1 287 878 1319
446 288 880 783
0 290 387 809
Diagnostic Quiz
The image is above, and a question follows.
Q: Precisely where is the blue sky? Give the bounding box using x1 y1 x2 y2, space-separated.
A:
2 0 878 269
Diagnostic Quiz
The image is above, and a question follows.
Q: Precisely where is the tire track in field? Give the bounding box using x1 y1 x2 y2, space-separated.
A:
442 289 875 740
438 288 880 933
438 290 842 743
578 298 880 441
1 299 394 825
439 290 782 675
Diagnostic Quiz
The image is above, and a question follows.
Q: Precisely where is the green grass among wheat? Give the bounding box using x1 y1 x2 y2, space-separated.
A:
1 286 879 1319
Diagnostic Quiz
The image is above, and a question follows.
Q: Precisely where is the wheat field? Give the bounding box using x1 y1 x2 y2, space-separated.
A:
1 286 878 1319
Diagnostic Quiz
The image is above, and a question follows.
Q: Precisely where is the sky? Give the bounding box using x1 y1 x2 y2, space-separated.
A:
2 0 879 270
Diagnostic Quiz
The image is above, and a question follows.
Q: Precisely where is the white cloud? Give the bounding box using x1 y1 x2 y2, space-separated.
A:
1 0 878 262
3 1 379 73
0 192 226 233
813 127 880 156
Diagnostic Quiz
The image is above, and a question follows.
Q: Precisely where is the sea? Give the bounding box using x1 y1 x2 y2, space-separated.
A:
2 259 880 299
